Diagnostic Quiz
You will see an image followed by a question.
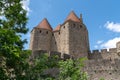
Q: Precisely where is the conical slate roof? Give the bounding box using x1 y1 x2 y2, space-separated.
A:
65 11 80 22
54 24 61 31
36 18 53 31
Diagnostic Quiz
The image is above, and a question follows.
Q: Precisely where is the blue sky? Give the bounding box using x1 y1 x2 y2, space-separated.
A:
22 0 120 50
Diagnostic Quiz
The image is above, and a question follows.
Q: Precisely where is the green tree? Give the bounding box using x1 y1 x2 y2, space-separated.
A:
28 54 59 80
58 58 88 80
0 0 29 79
29 54 88 80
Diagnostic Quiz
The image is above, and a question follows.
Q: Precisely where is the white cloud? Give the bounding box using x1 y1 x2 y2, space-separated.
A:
100 37 120 49
97 40 103 44
94 45 98 49
104 21 120 33
94 40 103 49
21 0 30 15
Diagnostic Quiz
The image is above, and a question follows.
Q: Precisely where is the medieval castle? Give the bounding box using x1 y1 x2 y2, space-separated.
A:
29 11 120 80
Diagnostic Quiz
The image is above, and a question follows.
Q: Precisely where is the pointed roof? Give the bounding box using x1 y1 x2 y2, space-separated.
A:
54 24 61 31
36 18 53 31
65 11 80 22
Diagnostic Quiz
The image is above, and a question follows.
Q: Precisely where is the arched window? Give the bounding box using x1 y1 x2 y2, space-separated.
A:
63 26 65 28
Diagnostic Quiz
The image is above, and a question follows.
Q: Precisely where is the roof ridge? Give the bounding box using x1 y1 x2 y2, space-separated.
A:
65 11 80 22
36 18 53 31
54 24 61 31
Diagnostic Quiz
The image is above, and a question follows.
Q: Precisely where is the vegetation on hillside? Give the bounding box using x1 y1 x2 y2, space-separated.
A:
29 54 88 80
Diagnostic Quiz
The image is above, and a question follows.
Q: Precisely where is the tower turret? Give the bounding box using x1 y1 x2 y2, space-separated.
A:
29 18 53 51
61 11 90 58
80 14 83 23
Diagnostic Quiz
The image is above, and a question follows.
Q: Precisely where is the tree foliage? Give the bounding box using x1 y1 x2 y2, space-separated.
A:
28 54 88 80
0 0 29 79
59 58 88 80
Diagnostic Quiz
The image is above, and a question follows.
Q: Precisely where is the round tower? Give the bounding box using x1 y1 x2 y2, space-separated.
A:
29 18 53 51
116 41 120 56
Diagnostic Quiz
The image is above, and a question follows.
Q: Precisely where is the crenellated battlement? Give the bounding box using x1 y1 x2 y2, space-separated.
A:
30 50 71 60
89 48 119 60
91 48 116 54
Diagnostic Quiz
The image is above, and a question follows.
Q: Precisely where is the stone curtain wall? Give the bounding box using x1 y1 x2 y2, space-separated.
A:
84 59 120 80
31 49 120 80
88 48 119 60
31 50 71 60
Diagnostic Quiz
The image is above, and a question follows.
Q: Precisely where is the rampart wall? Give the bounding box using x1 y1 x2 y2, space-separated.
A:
30 50 71 60
84 59 120 80
30 49 120 80
88 48 119 60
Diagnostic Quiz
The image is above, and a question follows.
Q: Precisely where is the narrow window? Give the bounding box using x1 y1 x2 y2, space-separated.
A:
59 32 60 35
52 33 54 36
109 73 112 75
110 57 112 61
63 26 65 28
46 31 48 34
80 25 82 28
94 70 96 73
55 41 56 44
40 30 42 33
73 23 75 27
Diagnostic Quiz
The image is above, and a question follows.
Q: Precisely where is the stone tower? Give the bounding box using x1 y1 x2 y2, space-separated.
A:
51 24 61 52
60 11 90 58
30 11 90 58
29 18 53 51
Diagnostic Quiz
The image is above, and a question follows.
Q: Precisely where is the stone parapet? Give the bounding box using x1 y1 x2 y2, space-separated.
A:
31 50 71 60
89 48 118 60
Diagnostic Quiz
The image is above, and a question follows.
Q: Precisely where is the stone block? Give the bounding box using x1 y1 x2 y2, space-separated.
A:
63 54 70 59
101 49 107 53
50 51 61 58
109 48 116 53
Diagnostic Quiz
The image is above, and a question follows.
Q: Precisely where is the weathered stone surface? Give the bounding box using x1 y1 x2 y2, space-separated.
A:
29 11 120 80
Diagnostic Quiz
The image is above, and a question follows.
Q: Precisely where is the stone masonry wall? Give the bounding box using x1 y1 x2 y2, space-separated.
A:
30 28 52 51
60 22 70 56
84 59 120 80
29 28 35 50
89 48 119 60
30 50 71 59
68 20 89 58
51 31 61 52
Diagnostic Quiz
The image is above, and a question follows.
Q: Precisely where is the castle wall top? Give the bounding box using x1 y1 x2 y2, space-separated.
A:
91 48 117 54
89 48 119 60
